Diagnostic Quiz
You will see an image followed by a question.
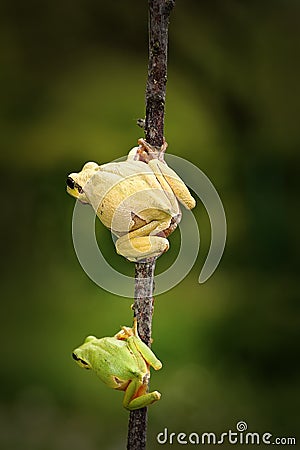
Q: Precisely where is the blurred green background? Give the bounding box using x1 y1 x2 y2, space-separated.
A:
1 0 299 449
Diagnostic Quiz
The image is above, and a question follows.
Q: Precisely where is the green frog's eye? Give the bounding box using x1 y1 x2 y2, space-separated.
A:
72 353 90 368
67 177 75 189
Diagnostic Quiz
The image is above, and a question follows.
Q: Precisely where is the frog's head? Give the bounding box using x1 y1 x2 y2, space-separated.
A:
66 162 99 203
72 336 97 369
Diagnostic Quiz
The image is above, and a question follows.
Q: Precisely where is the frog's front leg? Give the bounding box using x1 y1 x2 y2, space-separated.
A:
123 377 161 410
128 333 162 372
148 159 196 210
115 219 171 262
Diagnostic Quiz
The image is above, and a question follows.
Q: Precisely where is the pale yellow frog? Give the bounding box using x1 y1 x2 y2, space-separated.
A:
67 139 196 262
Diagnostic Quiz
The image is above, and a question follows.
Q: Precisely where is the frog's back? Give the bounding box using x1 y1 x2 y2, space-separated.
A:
90 337 144 388
100 160 152 178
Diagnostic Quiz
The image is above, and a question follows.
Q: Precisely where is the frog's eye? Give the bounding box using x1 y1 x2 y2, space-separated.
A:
84 335 97 343
67 177 84 195
72 352 90 369
82 162 98 171
67 177 75 189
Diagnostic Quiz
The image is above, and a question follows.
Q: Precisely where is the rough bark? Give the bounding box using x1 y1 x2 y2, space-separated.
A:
127 1 175 449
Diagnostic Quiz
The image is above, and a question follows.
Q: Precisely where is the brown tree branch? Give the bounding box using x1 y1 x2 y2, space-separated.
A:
145 0 175 147
127 1 175 449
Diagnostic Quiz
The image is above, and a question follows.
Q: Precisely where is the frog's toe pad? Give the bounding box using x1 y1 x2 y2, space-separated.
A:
152 390 161 402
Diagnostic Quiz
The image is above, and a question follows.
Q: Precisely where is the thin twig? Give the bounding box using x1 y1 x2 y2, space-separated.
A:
127 1 175 449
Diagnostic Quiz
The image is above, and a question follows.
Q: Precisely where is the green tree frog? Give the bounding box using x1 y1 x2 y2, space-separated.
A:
66 138 196 261
72 319 162 410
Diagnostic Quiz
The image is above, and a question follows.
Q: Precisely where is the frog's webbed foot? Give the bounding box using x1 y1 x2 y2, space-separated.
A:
127 138 168 163
137 138 168 162
115 325 134 340
114 319 138 341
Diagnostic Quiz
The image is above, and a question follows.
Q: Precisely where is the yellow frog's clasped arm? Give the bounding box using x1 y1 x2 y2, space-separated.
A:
67 139 196 262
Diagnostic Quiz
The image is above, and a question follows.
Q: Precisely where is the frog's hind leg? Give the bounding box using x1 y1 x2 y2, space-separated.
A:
123 378 161 410
115 219 171 262
116 235 169 262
